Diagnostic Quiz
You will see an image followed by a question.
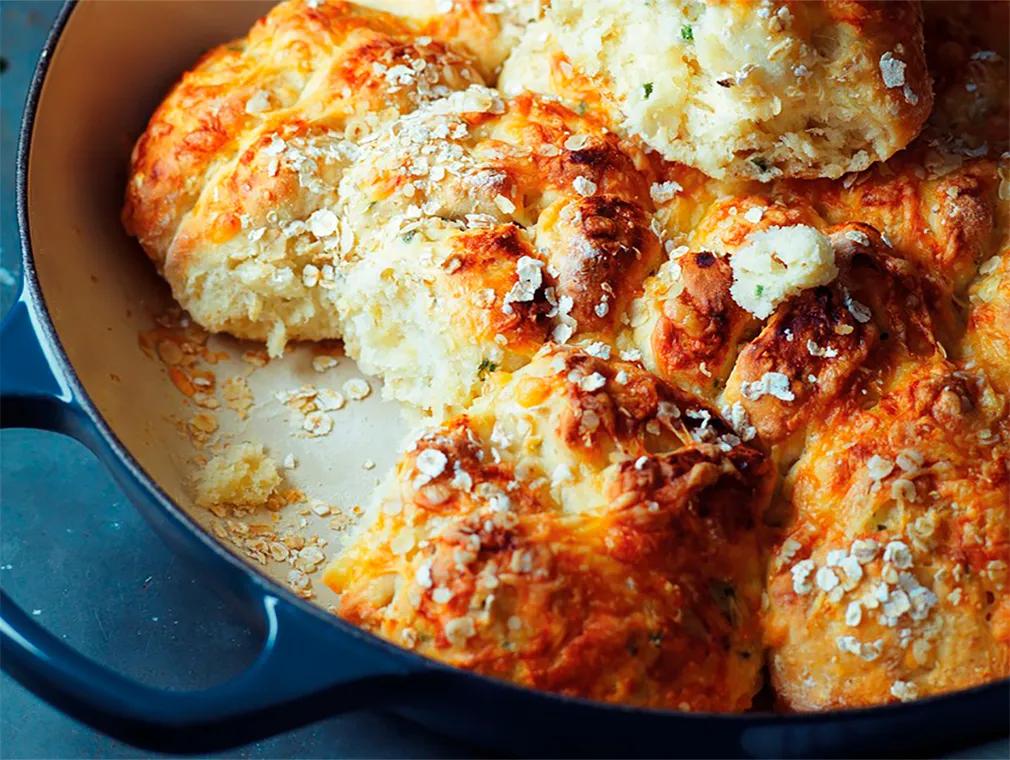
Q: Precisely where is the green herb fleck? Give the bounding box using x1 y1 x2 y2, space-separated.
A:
576 100 588 115
642 82 654 99
477 358 498 380
680 24 693 41
755 284 765 297
402 230 417 243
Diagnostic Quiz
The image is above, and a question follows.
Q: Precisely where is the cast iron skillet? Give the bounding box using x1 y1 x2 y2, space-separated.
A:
1 2 1007 756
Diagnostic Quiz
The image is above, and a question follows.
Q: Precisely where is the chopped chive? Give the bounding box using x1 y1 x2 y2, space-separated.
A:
478 358 498 379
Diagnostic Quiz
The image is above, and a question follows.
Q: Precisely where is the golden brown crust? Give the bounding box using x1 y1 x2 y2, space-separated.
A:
124 0 1010 713
123 38 254 260
813 0 934 152
723 225 940 446
791 155 1001 295
628 152 1010 709
123 0 486 355
124 0 538 261
724 285 873 447
326 346 770 710
650 251 756 395
448 224 554 353
536 195 661 336
963 195 1010 395
763 358 1010 710
358 0 542 77
124 1 416 256
333 90 660 411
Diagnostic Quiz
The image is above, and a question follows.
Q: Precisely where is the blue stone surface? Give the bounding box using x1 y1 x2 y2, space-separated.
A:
0 2 1006 758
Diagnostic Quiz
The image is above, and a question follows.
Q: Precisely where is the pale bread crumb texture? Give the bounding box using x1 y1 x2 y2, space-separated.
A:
195 442 281 510
499 0 932 179
729 225 838 319
352 0 544 76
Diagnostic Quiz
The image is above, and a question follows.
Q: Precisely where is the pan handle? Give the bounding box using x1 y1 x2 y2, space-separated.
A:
0 295 83 433
0 292 432 751
0 587 422 753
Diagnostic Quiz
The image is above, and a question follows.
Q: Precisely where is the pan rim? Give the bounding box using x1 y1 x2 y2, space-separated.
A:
13 0 1009 729
13 0 428 683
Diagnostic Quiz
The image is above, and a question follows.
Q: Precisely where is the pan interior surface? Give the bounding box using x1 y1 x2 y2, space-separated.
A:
24 0 409 608
19 0 1010 738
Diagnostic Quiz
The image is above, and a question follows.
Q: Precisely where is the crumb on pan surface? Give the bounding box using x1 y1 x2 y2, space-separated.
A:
195 442 282 509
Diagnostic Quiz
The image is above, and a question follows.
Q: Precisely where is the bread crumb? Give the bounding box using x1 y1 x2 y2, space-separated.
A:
195 443 281 510
730 225 837 319
221 376 254 418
